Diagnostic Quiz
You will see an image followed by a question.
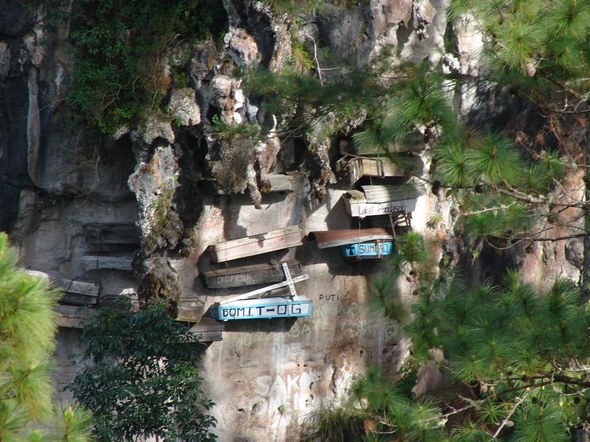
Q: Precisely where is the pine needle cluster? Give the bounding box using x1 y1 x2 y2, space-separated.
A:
372 232 590 440
0 233 92 441
309 230 590 440
0 233 58 438
450 0 590 92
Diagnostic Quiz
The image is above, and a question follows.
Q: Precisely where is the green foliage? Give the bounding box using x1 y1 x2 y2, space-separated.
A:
210 115 261 141
67 0 227 134
0 233 93 441
451 0 590 93
243 59 396 140
302 368 446 442
291 42 315 73
307 232 590 440
377 234 590 439
69 301 216 441
300 401 366 442
0 233 59 437
354 65 459 151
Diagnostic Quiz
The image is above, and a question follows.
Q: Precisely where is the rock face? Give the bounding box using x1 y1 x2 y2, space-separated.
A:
1 0 585 440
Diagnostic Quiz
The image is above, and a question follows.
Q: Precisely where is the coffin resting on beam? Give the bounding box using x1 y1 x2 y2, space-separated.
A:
55 305 96 329
25 270 100 306
80 255 134 272
55 279 100 306
344 184 424 218
211 296 313 321
84 223 140 246
309 228 394 260
210 226 303 263
203 260 302 289
340 155 423 185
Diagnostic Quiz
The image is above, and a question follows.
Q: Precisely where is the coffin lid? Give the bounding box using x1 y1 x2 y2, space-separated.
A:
347 184 424 203
309 228 393 249
218 295 311 308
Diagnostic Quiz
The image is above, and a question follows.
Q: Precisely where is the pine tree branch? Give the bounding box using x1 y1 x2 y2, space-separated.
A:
304 33 323 86
497 186 548 205
492 391 529 439
460 201 519 216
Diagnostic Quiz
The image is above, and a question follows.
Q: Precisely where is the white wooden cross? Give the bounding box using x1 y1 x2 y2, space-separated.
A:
219 262 307 305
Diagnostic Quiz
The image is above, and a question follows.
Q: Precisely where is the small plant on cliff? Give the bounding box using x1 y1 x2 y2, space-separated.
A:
67 0 227 135
69 300 216 441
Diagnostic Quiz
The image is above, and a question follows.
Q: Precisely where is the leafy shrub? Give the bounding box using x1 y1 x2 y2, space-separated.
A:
69 301 217 441
67 0 227 135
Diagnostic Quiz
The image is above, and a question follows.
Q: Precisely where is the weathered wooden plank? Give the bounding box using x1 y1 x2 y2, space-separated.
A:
56 278 100 306
210 226 303 263
54 305 95 329
345 155 423 184
189 318 225 342
265 174 295 192
344 184 423 217
211 296 313 321
203 260 302 288
84 223 140 245
55 279 100 297
25 271 100 306
80 255 134 272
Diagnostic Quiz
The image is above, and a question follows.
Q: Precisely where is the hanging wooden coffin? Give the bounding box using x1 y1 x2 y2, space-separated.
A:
211 296 313 321
80 255 134 272
210 226 303 263
310 228 394 261
344 184 423 218
342 155 423 185
84 223 140 247
55 305 96 329
203 260 302 288
56 278 100 306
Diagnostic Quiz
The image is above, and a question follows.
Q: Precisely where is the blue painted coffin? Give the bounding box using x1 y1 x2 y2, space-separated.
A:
212 297 313 321
341 240 393 260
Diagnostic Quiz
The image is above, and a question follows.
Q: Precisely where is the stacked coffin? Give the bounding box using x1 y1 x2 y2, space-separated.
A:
344 184 423 219
310 228 394 260
338 154 423 185
80 223 139 272
206 227 312 322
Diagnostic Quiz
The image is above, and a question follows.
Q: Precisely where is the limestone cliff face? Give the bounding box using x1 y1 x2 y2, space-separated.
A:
1 0 585 440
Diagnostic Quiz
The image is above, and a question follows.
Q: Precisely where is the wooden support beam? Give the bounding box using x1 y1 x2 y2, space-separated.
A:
80 255 134 272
